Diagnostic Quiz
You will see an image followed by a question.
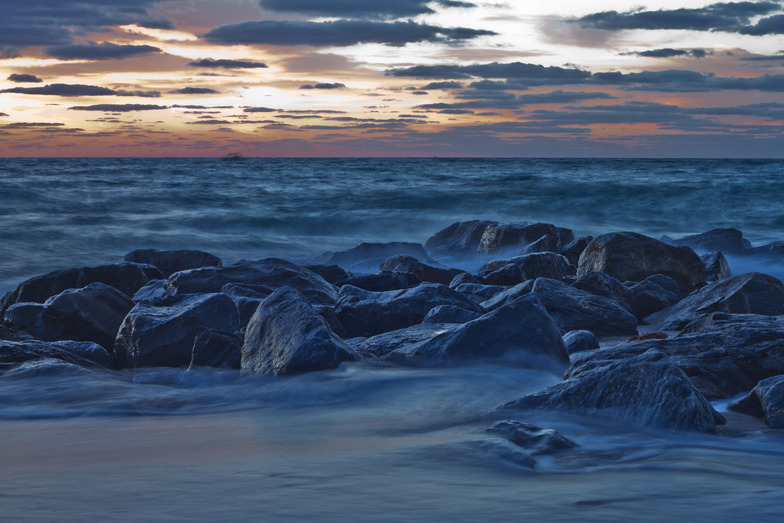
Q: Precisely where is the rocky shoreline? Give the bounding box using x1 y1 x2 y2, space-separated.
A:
2 220 784 465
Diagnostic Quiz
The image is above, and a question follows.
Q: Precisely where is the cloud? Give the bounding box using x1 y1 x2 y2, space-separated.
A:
299 83 346 89
421 81 463 89
187 59 269 69
738 14 784 34
258 0 476 19
516 90 616 104
45 42 161 60
7 73 42 83
2 84 118 96
1 122 64 128
589 69 784 92
68 104 168 112
169 87 220 94
244 107 277 113
631 48 707 58
204 20 494 47
0 112 7 117
387 62 590 84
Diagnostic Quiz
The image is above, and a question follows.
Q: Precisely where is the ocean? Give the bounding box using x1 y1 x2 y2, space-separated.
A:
1 158 784 521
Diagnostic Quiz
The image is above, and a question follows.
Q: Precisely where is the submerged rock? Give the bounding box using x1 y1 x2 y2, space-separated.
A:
0 339 112 370
325 242 432 272
487 421 577 455
124 248 222 278
729 375 784 429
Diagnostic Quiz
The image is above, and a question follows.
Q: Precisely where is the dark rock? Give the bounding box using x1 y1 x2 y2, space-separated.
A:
305 264 353 285
577 232 708 293
124 248 222 278
389 294 569 367
423 305 482 324
334 283 482 338
220 283 271 327
346 323 453 361
562 330 599 355
573 271 680 320
379 255 457 285
521 234 561 255
702 252 731 282
115 293 240 368
4 303 46 339
190 329 242 369
0 325 33 342
325 242 432 273
0 262 163 317
315 305 348 339
241 287 356 376
424 220 497 257
336 272 421 292
471 439 536 469
646 273 784 331
0 339 112 370
480 252 575 282
487 421 577 455
531 278 638 337
166 258 337 306
449 272 482 287
455 283 506 305
672 228 747 255
561 236 593 266
132 279 174 304
729 375 784 428
500 349 725 432
479 223 562 254
481 263 526 286
480 281 534 311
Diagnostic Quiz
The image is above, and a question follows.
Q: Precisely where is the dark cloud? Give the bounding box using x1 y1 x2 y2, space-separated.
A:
386 62 589 84
632 48 707 58
68 104 168 112
299 83 346 90
169 87 220 94
740 51 784 61
187 59 268 69
258 0 475 19
0 112 7 117
204 20 494 47
45 42 161 60
738 14 784 34
244 107 277 113
8 73 43 83
589 69 784 92
1 122 64 128
422 81 463 89
516 90 616 104
2 83 118 96
172 105 234 109
574 2 781 32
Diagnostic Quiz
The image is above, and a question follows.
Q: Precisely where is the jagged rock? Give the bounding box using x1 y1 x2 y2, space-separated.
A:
304 264 353 285
0 325 33 342
487 421 577 455
388 294 569 367
500 349 725 432
423 304 482 324
572 271 680 320
672 228 747 255
115 293 240 368
480 252 575 283
0 262 162 317
379 255 457 285
521 234 561 255
531 278 638 337
0 339 112 370
480 281 534 311
315 305 348 338
455 283 506 305
561 236 593 266
424 220 497 257
190 329 243 369
729 375 784 429
132 279 174 304
562 330 599 355
241 287 356 376
124 249 222 278
336 272 421 292
220 283 271 326
166 258 337 306
325 242 432 273
646 273 784 331
577 232 708 293
4 282 134 350
345 323 453 361
334 283 482 338
449 272 482 287
481 263 526 286
479 223 564 254
702 252 731 282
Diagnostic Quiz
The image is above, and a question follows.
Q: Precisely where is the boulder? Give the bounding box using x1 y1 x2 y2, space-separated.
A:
379 255 457 285
487 421 577 455
0 262 162 317
573 272 680 320
335 272 421 292
562 330 599 355
455 283 506 305
123 248 222 278
479 252 575 282
346 323 453 362
561 236 592 266
220 283 271 327
449 272 482 287
672 228 747 255
646 273 784 331
729 375 784 429
190 329 243 369
423 305 482 324
481 263 526 286
0 325 33 342
0 339 112 370
480 281 534 311
577 232 708 293
499 349 725 432
132 279 174 304
325 242 432 273
521 234 561 255
478 223 563 254
241 287 356 376
424 220 497 257
115 293 240 368
702 252 731 282
304 264 353 285
334 283 482 338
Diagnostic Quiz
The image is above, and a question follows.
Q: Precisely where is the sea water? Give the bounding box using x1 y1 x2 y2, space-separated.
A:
1 158 784 521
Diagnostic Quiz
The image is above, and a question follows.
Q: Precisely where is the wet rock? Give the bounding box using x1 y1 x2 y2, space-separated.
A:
0 325 33 342
242 287 356 376
166 258 337 306
379 255 457 285
479 223 564 255
480 252 575 282
334 283 482 338
336 272 421 292
577 232 708 293
487 421 577 455
500 349 725 432
646 273 784 331
305 264 353 285
423 304 482 324
471 439 536 469
124 248 222 278
573 272 680 320
702 252 731 282
729 375 784 429
480 281 534 311
562 330 599 355
424 220 497 257
190 329 243 369
315 305 348 339
0 262 163 317
4 303 46 339
0 339 112 370
531 278 638 337
115 293 240 368
481 263 526 286
521 234 561 255
346 323 453 362
672 228 747 255
449 272 482 287
220 283 271 327
132 279 174 305
325 242 432 273
561 236 593 266
455 283 506 305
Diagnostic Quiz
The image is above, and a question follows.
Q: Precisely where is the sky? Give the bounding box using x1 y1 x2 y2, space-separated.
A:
1 0 784 157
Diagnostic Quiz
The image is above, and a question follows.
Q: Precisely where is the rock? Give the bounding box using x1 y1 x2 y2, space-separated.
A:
0 339 112 370
241 287 356 376
561 236 592 266
487 421 577 455
220 283 271 327
480 281 534 311
390 294 569 367
334 283 482 338
521 234 561 255
672 228 747 255
479 253 575 282
481 263 526 286
646 273 784 331
190 329 242 369
132 279 174 304
379 255 457 285
455 283 506 305
531 278 638 337
166 258 337 306
424 220 497 257
479 223 563 254
336 272 421 292
115 293 240 368
577 232 708 293
499 349 725 432
0 262 163 317
449 272 482 287
0 325 33 342
315 305 348 339
423 304 482 324
346 323 453 362
325 242 433 273
729 375 784 429
562 330 599 355
573 272 680 320
304 264 353 285
5 282 134 350
123 248 222 278
702 252 731 282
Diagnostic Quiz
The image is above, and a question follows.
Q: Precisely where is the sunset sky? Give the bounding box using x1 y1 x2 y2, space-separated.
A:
2 0 784 157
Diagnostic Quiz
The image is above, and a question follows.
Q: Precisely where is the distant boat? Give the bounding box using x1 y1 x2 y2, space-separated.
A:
222 152 245 161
